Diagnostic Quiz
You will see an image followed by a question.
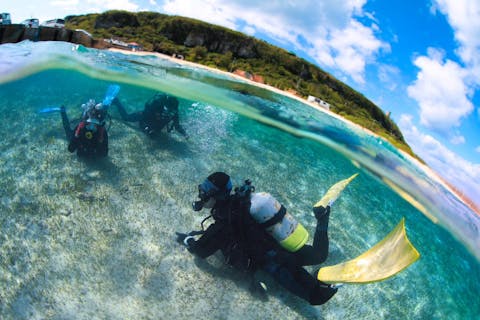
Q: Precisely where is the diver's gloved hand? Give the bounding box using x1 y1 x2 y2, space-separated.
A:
313 205 331 220
176 232 188 244
175 232 195 247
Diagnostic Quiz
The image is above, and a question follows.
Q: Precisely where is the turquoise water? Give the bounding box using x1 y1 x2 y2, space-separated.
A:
0 41 479 319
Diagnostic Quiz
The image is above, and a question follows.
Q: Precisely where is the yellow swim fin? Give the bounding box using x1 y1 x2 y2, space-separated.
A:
317 218 420 284
314 173 358 208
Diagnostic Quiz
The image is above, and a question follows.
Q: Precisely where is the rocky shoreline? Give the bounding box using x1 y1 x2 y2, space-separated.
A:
0 24 106 48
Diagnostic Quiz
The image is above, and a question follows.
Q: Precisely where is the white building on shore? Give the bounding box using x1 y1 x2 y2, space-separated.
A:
307 95 331 110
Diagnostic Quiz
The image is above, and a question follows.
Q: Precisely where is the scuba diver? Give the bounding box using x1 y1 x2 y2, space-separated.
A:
39 84 119 159
61 99 108 158
175 172 338 305
112 93 188 139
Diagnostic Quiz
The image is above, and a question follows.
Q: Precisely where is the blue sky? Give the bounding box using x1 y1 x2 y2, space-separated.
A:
6 0 480 206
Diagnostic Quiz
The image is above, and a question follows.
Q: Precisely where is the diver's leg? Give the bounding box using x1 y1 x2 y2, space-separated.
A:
263 251 310 302
263 251 337 305
293 206 330 266
60 106 73 141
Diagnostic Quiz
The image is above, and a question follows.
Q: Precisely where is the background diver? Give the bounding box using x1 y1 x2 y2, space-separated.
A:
39 84 120 159
61 100 109 158
112 93 188 139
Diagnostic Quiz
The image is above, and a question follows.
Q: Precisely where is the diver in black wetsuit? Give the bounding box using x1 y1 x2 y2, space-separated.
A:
61 99 108 158
112 93 188 138
176 172 338 305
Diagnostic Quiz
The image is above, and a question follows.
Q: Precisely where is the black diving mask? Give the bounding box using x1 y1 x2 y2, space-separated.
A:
192 199 205 211
192 179 221 211
191 178 233 211
192 184 215 211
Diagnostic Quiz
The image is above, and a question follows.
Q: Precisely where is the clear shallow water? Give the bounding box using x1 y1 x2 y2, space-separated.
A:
0 41 479 319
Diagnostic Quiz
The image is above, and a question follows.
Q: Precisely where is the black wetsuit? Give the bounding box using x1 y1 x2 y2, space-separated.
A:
186 195 337 305
113 94 187 137
62 109 108 158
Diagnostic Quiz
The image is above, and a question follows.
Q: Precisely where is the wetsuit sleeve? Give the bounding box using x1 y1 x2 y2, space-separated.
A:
139 102 159 135
187 222 225 258
99 129 108 157
113 97 142 122
61 107 74 141
171 112 187 137
68 125 79 153
293 206 330 266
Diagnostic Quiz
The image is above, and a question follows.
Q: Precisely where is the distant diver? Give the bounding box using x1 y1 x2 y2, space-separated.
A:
61 100 108 158
176 172 420 305
112 93 188 139
39 84 120 159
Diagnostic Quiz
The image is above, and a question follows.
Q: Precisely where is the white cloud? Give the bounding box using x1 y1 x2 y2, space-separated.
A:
378 64 401 91
163 0 238 30
476 146 480 153
323 20 389 84
450 134 465 145
242 25 256 36
433 0 480 90
399 115 480 205
433 0 480 66
48 0 139 12
49 0 78 7
86 0 139 11
161 0 387 84
407 48 473 133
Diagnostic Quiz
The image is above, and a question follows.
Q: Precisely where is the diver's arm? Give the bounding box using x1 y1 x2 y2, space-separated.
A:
99 130 108 157
68 132 78 153
112 97 142 122
180 223 224 258
172 112 188 138
60 106 74 141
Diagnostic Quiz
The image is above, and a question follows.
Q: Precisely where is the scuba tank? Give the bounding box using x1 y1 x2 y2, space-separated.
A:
249 191 309 252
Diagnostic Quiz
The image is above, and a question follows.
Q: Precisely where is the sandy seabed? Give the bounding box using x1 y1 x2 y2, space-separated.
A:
0 97 338 319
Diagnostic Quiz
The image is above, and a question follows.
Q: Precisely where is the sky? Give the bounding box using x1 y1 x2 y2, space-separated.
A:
5 0 480 207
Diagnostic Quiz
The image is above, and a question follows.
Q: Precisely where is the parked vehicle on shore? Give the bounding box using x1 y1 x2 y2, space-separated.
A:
0 12 11 25
41 18 65 28
21 18 39 28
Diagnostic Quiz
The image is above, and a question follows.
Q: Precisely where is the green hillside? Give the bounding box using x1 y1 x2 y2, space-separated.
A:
65 10 418 158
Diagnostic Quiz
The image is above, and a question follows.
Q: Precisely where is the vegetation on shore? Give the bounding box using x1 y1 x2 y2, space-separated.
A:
65 10 418 158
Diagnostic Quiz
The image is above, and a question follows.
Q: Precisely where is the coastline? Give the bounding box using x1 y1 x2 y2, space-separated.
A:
107 48 380 135
107 47 479 215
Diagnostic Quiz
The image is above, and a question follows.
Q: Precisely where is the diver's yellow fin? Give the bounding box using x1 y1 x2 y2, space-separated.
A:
314 173 358 208
317 218 420 284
